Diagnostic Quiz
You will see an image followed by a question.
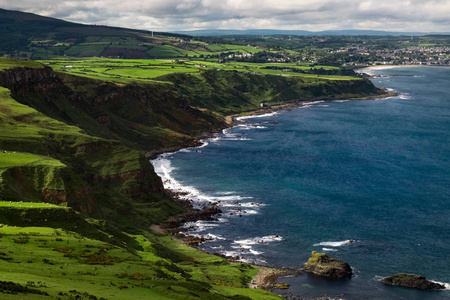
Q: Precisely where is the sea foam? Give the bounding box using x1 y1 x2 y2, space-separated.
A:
313 240 355 247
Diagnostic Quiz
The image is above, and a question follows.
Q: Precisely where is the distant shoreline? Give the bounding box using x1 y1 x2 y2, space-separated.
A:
355 64 450 75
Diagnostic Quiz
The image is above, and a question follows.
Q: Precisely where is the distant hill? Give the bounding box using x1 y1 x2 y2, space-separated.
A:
0 8 191 59
173 29 447 37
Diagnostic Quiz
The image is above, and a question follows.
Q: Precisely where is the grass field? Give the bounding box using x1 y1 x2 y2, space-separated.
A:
0 210 282 300
40 58 357 83
0 152 64 169
0 58 43 70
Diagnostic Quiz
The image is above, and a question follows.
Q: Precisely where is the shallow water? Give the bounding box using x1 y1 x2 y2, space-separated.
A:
151 66 450 299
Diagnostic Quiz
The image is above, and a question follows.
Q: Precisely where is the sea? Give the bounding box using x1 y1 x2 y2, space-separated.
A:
151 66 450 300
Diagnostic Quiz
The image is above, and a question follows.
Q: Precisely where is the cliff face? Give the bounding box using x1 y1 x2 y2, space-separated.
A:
0 66 63 94
0 66 172 228
0 64 383 228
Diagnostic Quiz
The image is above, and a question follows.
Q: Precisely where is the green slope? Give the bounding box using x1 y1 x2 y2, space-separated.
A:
0 56 384 299
0 58 285 299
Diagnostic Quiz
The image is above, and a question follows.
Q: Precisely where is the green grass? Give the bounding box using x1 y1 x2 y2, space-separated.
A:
147 45 185 58
40 58 357 84
0 201 64 208
0 58 44 70
0 221 281 300
0 152 63 169
64 44 108 57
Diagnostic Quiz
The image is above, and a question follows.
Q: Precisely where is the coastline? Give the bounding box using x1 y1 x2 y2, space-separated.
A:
355 64 450 77
147 86 396 160
149 88 398 292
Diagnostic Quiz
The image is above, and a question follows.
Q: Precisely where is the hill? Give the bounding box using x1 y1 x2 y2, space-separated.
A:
0 8 275 60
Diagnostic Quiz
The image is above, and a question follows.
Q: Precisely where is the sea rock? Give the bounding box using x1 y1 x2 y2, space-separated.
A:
302 251 352 279
380 273 446 290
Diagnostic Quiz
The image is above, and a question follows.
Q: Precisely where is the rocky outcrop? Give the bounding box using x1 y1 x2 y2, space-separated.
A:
0 66 63 94
380 273 446 290
302 251 352 279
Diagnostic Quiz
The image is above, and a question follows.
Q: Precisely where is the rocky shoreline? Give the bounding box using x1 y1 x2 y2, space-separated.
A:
149 88 405 295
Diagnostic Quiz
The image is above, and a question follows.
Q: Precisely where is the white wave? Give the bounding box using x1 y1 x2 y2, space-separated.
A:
226 245 263 256
216 195 254 201
229 209 259 216
186 232 226 241
231 244 252 249
152 157 255 206
234 235 283 245
197 140 209 148
183 220 220 232
249 249 263 255
317 105 330 107
335 100 350 103
206 233 226 241
240 202 265 207
431 281 450 290
210 245 224 250
313 240 355 247
151 157 202 198
236 111 278 121
221 250 242 257
322 247 338 252
303 100 326 108
356 66 396 76
223 137 252 141
398 93 411 100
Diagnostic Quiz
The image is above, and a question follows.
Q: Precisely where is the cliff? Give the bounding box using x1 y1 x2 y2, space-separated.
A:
0 59 386 299
0 62 384 226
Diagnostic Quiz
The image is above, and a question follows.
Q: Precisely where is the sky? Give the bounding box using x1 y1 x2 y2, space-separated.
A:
1 0 450 33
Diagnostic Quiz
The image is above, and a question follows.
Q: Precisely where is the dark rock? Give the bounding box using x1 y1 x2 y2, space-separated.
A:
380 273 446 290
302 251 352 279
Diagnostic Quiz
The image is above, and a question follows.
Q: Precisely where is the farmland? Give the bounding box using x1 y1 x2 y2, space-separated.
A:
41 58 355 83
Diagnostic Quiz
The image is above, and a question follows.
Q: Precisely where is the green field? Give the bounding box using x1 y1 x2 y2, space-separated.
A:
0 205 281 300
40 58 357 83
0 58 43 70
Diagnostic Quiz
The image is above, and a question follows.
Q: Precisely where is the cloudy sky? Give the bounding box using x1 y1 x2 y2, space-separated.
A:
1 0 450 32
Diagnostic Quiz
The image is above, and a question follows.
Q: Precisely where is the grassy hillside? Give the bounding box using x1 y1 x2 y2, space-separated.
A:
0 53 384 299
0 209 281 300
0 58 286 299
0 57 380 154
0 8 267 60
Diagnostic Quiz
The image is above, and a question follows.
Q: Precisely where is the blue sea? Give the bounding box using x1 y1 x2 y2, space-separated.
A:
151 66 450 299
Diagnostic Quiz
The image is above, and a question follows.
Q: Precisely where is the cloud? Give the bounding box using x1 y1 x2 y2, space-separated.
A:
1 0 449 32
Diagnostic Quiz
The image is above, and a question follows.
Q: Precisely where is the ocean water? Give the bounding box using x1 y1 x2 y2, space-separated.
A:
151 66 450 299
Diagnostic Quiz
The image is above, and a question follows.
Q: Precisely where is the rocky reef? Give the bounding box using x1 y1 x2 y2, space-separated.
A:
380 273 446 290
302 251 352 279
